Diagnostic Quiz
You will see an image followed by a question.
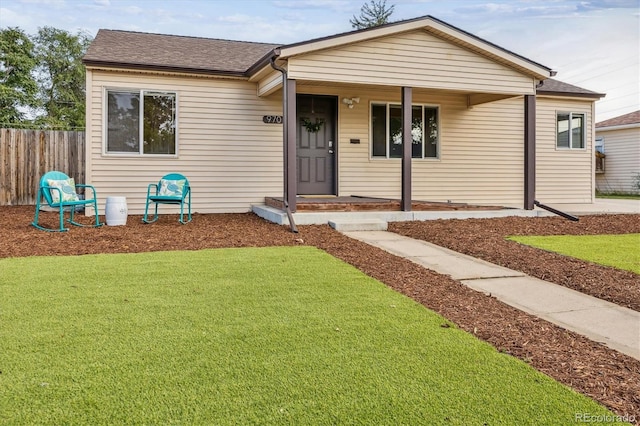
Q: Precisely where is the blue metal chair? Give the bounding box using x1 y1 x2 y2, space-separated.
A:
32 171 102 232
143 173 192 224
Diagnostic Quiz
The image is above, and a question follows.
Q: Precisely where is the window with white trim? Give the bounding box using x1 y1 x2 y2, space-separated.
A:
106 89 177 155
371 103 439 159
556 112 585 149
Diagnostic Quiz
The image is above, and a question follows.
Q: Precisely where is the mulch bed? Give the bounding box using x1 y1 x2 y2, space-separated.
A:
2 206 639 421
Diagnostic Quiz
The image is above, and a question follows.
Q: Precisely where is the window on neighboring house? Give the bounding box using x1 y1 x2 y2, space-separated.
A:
371 103 439 159
556 112 585 149
595 136 604 154
106 89 177 155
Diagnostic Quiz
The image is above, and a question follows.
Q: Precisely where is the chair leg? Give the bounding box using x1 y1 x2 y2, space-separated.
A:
178 192 192 224
179 197 192 224
58 203 66 232
179 202 185 224
31 189 69 232
92 199 102 227
143 200 157 224
67 201 102 228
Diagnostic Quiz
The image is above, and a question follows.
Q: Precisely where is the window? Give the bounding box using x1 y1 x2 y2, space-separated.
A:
595 136 604 154
556 112 585 149
106 89 177 155
371 103 439 159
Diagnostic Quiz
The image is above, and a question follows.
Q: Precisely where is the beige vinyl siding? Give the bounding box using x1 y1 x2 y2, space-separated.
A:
299 84 526 207
536 97 594 203
288 30 536 95
257 70 283 97
595 127 640 193
87 69 283 214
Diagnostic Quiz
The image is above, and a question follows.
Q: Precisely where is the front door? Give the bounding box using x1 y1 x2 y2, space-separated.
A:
297 95 336 195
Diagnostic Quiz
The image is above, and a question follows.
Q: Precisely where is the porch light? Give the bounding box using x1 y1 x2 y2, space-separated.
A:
342 97 360 108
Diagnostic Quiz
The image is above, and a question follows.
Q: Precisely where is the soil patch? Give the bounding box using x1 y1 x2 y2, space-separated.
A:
2 206 639 421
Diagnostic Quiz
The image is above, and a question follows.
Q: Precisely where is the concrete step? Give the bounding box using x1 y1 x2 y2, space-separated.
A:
328 218 388 231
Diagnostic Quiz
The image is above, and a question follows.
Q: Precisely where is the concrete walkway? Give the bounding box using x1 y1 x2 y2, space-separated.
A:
342 230 640 360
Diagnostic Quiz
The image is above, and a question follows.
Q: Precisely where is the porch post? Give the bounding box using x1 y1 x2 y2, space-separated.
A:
524 94 536 210
286 79 297 212
401 86 412 212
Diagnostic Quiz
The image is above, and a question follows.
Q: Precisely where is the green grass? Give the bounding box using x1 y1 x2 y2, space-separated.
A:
595 191 640 200
0 247 617 425
509 234 640 274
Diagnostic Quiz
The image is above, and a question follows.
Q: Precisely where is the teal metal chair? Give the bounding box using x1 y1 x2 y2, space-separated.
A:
32 171 102 232
143 173 192 224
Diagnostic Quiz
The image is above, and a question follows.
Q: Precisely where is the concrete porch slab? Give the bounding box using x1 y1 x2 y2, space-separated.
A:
251 204 547 226
328 219 387 231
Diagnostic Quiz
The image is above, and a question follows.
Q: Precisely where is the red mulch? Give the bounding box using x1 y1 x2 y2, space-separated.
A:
2 206 639 421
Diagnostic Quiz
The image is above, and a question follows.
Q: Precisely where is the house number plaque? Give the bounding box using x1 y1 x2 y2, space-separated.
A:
263 115 283 124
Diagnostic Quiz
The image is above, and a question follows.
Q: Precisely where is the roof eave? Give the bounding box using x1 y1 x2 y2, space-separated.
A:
246 48 280 77
596 123 640 131
536 91 605 100
83 60 247 78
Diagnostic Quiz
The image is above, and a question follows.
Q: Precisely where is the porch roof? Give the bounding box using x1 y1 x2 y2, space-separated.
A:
264 15 554 81
83 16 600 99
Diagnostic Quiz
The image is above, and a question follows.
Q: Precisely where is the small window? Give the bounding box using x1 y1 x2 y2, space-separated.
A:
595 136 604 154
556 112 585 149
106 89 177 155
371 103 439 159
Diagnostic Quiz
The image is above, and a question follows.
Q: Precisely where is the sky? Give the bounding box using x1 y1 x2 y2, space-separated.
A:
1 0 638 121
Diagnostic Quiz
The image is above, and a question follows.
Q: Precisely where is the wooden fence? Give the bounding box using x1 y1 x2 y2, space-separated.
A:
0 128 85 206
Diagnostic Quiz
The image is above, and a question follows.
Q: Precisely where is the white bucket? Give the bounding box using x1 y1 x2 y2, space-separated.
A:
105 196 128 226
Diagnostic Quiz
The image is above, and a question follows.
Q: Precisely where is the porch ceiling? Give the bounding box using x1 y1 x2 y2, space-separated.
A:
260 78 522 107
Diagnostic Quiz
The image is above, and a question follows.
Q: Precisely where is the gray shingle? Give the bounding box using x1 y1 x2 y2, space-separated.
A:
596 110 640 128
83 29 279 75
537 78 604 98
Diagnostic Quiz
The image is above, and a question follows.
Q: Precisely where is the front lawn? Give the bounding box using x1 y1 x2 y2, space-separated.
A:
0 247 616 425
595 192 640 200
508 234 640 274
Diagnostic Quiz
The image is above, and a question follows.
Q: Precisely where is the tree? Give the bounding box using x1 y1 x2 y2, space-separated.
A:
350 0 395 29
33 27 92 129
0 27 38 126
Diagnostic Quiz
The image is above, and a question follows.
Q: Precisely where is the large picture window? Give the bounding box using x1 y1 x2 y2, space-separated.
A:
556 112 585 149
106 89 177 155
371 103 439 159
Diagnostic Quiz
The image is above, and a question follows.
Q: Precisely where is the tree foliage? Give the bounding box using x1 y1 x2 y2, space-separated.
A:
0 26 92 129
0 27 38 125
350 0 395 29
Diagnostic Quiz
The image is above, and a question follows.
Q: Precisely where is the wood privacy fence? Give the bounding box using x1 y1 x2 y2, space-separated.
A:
0 128 86 206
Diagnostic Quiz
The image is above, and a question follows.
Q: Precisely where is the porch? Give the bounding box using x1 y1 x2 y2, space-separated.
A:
264 196 506 212
253 196 546 227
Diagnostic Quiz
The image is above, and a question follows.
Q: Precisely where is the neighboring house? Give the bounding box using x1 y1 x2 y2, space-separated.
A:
82 15 604 215
595 110 640 194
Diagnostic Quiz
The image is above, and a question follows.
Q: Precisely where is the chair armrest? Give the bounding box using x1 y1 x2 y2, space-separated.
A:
75 183 98 200
146 183 159 197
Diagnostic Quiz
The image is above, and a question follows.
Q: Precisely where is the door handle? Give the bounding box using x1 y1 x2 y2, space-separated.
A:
329 150 334 154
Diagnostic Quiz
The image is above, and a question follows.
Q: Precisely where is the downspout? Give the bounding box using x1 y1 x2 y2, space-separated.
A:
270 54 298 233
527 83 578 222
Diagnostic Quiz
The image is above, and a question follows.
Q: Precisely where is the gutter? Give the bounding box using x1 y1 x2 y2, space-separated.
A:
82 60 248 78
269 52 298 234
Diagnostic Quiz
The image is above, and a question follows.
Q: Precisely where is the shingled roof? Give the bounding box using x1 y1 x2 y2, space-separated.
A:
83 28 602 100
536 78 604 99
83 29 279 76
596 110 640 128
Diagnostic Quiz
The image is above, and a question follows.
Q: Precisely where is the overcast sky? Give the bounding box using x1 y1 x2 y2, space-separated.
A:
1 0 638 121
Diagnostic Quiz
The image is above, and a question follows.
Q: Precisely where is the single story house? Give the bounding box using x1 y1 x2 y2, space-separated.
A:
82 15 604 217
595 110 640 194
